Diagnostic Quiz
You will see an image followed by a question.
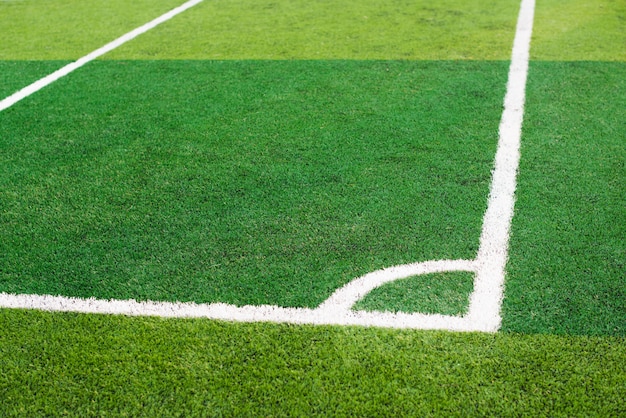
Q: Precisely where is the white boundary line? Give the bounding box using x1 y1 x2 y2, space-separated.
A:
0 0 204 112
0 0 535 332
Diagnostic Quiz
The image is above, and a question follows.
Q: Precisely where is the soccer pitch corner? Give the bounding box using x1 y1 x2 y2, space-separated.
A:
1 0 625 415
0 0 536 333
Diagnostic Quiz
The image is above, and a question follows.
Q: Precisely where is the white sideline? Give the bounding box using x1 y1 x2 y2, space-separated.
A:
0 0 204 112
0 0 535 332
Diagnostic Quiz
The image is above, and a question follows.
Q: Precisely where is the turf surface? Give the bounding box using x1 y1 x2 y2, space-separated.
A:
1 0 625 414
354 271 475 315
0 59 507 308
531 0 626 61
106 0 520 60
1 309 624 416
503 61 626 336
0 0 185 60
0 61 70 99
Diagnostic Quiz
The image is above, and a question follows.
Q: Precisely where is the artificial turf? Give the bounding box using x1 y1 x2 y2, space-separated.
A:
0 59 507 308
0 0 185 60
530 0 626 61
1 0 624 415
0 61 71 99
354 271 475 315
1 309 624 416
502 61 626 336
106 0 520 60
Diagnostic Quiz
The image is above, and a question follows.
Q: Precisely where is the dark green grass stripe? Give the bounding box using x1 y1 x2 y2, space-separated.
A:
354 271 474 315
503 62 626 336
1 309 624 416
0 60 507 308
0 61 70 99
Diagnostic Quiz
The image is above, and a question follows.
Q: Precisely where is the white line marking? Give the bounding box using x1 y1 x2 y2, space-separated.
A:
0 0 535 332
0 0 204 113
0 292 473 331
466 0 535 331
317 259 477 314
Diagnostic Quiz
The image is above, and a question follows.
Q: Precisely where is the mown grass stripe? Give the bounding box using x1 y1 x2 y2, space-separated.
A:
1 308 624 416
106 0 521 60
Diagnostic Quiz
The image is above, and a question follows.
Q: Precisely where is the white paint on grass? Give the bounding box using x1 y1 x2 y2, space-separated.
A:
0 290 473 331
0 0 535 332
0 0 204 112
466 0 535 331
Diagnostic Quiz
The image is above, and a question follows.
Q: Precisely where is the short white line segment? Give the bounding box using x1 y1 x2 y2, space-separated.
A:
0 0 535 332
0 0 204 112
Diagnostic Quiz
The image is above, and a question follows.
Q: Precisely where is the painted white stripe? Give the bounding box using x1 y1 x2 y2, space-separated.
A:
0 0 204 112
466 0 535 331
0 0 535 332
0 292 474 331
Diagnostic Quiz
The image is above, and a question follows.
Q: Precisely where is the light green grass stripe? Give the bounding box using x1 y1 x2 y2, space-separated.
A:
531 0 626 61
1 309 624 416
106 0 520 60
0 0 187 60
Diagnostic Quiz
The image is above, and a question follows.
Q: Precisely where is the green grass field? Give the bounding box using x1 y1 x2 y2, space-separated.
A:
1 0 624 415
0 59 509 308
